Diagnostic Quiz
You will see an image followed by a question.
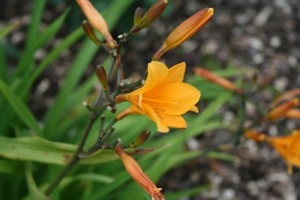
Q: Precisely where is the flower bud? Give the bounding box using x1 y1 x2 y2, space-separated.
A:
271 88 300 108
133 7 143 26
82 20 102 46
114 146 164 200
266 98 299 121
285 109 300 119
130 0 168 35
130 131 150 147
76 0 115 48
245 130 267 142
96 65 108 91
153 8 214 60
193 67 242 95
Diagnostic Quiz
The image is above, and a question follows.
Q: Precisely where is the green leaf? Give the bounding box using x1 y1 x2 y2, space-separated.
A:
20 27 84 99
33 9 70 51
60 173 114 189
0 159 24 174
0 136 120 165
165 185 211 200
25 163 49 200
0 79 42 135
14 0 46 77
0 44 8 83
206 151 237 161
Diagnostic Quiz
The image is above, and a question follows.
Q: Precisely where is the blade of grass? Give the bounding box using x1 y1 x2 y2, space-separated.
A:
14 0 46 77
20 27 84 99
0 44 9 83
0 79 42 135
0 159 24 174
165 185 211 200
32 9 70 51
25 163 49 200
59 173 114 190
0 135 120 165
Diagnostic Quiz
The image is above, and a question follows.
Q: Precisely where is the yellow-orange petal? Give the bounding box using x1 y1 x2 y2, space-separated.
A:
189 105 199 113
143 82 200 115
141 61 169 93
163 62 186 83
140 103 169 133
288 130 300 153
158 113 187 130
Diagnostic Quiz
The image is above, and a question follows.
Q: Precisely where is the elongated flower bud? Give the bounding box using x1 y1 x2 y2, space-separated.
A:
194 67 242 95
130 131 150 147
153 8 214 60
96 65 108 91
271 88 300 108
130 0 168 34
76 0 115 48
285 109 300 119
115 146 164 200
266 98 299 121
133 7 143 26
82 20 102 46
245 130 267 142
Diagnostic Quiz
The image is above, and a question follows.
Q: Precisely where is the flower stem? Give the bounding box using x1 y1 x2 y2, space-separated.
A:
44 113 98 196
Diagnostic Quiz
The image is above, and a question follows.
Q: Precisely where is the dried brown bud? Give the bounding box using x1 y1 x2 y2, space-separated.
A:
96 65 108 91
82 20 102 46
134 7 143 26
130 0 168 34
130 131 150 147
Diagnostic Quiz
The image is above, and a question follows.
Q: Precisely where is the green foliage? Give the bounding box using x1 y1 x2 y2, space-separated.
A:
0 1 247 200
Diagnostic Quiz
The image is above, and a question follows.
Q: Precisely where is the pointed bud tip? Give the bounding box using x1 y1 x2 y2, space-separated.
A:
207 8 214 15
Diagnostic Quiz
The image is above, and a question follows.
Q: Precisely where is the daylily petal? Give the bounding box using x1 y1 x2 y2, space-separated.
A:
163 62 186 84
189 105 199 113
288 131 300 153
158 113 187 129
141 61 169 92
140 103 169 133
143 82 200 115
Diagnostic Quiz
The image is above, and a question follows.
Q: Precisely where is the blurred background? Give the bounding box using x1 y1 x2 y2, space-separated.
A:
1 0 300 199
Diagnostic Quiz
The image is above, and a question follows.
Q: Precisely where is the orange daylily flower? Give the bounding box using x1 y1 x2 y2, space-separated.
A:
265 98 299 121
153 8 214 60
116 61 200 133
245 130 300 174
115 146 164 200
193 67 242 95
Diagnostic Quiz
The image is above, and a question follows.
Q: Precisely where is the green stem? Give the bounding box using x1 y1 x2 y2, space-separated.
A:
44 113 98 196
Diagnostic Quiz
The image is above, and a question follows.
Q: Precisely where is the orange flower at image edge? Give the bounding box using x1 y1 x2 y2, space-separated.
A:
246 130 300 174
116 61 200 133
